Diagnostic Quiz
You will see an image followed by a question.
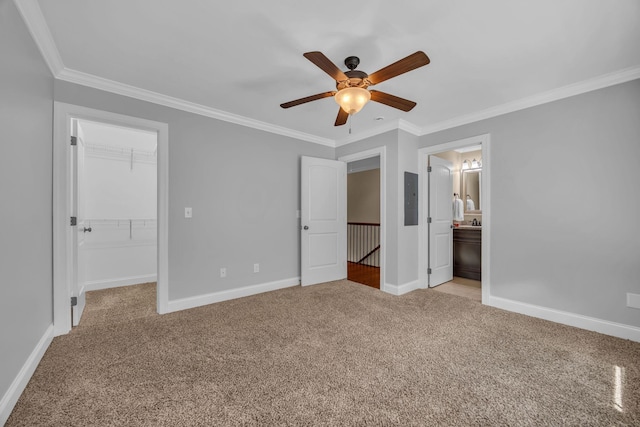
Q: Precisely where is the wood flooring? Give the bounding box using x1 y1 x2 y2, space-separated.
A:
347 262 380 289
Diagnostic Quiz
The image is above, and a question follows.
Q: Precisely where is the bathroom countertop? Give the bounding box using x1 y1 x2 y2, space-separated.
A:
456 225 482 230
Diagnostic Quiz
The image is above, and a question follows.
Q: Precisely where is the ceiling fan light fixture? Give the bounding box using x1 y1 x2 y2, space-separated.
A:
334 87 371 115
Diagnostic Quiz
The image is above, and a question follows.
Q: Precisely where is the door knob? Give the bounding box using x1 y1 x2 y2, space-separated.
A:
83 227 92 233
303 225 309 230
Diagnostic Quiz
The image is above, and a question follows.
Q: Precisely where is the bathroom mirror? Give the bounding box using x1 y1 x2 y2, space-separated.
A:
462 169 481 212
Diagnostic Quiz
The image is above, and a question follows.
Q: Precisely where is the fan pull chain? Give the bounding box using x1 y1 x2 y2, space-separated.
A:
348 113 352 134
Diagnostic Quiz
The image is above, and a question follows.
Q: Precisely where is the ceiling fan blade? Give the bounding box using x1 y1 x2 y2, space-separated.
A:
335 108 348 126
280 91 336 109
303 51 348 82
370 90 417 112
367 51 430 85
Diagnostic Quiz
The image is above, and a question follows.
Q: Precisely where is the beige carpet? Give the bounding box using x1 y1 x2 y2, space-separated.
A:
7 281 640 426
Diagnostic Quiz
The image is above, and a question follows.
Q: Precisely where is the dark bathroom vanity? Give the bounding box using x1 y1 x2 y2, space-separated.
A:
453 226 481 280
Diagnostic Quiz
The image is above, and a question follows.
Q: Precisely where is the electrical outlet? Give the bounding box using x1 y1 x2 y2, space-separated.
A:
253 263 259 273
627 293 640 309
220 267 226 278
185 207 192 218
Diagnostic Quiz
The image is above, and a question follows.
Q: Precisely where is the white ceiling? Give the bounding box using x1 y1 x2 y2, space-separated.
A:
27 0 640 145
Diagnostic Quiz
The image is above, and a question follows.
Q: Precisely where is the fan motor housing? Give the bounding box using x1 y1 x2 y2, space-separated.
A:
336 70 370 90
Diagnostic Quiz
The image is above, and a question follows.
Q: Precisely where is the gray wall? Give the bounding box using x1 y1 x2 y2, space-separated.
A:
53 81 334 301
338 79 640 329
420 79 640 327
0 0 54 406
397 130 420 286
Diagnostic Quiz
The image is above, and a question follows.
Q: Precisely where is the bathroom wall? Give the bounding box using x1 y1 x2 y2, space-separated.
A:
432 149 483 224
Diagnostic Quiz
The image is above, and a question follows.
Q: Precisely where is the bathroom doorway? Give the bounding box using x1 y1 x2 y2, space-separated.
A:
418 134 490 304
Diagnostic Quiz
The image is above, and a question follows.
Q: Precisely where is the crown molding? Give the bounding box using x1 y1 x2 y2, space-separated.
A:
419 65 640 136
56 68 335 147
13 0 64 75
15 0 640 149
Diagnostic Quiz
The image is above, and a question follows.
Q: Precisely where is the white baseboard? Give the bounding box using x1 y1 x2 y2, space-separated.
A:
167 277 300 313
0 325 54 426
84 274 157 292
383 280 420 296
489 296 640 342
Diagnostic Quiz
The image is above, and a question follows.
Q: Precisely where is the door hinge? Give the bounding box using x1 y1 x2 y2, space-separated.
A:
71 296 77 307
427 268 432 275
427 217 432 224
427 166 432 172
70 216 77 226
70 136 77 146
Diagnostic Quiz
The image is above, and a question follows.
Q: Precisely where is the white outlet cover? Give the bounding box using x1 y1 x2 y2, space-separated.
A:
185 207 193 218
627 293 640 310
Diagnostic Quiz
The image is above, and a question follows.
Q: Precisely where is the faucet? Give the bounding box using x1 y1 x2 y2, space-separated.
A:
472 218 478 226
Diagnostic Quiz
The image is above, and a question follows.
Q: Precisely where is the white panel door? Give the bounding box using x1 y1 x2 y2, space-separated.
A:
301 156 347 286
428 156 453 287
71 120 87 325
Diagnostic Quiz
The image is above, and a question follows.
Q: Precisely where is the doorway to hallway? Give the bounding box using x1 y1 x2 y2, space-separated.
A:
339 147 386 291
346 156 380 289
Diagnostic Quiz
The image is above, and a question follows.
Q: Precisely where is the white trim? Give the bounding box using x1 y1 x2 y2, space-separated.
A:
383 280 420 296
335 67 640 145
56 68 335 147
417 134 491 303
420 66 640 136
84 274 158 292
12 0 64 76
0 325 54 426
338 146 387 291
489 296 640 343
167 277 300 313
53 102 169 335
15 0 640 148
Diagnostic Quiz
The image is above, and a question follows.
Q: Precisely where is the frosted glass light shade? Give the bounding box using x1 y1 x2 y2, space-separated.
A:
334 87 371 115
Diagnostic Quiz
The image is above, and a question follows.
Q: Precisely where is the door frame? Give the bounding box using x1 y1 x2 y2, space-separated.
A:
418 134 490 303
338 146 387 291
53 102 169 336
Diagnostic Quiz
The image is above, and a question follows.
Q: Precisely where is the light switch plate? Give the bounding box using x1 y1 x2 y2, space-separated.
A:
185 207 192 218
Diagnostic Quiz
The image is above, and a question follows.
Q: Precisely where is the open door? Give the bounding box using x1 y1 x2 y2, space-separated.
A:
70 120 87 325
300 156 347 286
428 155 453 287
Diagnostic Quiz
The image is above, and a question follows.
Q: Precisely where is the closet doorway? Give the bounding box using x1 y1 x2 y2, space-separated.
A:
53 102 169 336
418 134 490 304
74 119 158 325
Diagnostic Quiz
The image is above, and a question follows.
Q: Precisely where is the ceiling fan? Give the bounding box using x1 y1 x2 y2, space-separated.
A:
280 51 430 126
